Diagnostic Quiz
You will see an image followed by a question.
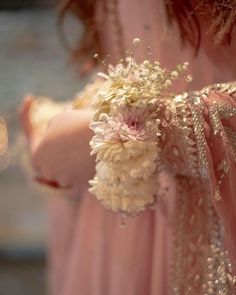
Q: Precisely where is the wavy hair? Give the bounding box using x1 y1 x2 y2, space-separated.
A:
58 0 236 68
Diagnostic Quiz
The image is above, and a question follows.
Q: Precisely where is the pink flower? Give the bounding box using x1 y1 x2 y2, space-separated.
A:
90 104 161 144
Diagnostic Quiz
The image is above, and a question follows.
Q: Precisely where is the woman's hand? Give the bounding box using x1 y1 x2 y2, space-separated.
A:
20 95 95 198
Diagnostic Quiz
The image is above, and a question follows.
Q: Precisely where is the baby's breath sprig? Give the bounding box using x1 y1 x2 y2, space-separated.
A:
93 38 191 106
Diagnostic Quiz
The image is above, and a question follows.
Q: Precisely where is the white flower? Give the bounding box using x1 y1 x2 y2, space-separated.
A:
95 143 158 181
91 139 158 162
89 175 158 215
89 140 160 215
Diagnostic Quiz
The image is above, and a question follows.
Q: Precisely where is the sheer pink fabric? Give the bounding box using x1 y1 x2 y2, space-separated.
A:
48 190 175 295
47 0 236 294
203 91 236 273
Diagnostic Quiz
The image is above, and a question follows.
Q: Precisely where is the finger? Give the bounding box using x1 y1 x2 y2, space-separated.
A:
19 94 35 141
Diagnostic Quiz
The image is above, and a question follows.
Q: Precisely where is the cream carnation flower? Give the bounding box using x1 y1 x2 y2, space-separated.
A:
89 140 160 214
95 142 158 181
89 174 158 214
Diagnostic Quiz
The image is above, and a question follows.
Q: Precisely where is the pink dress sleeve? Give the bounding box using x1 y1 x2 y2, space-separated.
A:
202 84 236 273
162 82 236 274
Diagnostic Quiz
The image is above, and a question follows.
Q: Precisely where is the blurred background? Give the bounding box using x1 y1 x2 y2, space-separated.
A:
0 1 84 294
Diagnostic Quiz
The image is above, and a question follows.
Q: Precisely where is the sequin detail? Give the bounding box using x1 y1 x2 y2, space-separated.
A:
172 177 236 295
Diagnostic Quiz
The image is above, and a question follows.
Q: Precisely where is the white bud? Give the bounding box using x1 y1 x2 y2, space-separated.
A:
99 113 108 121
171 71 179 80
186 75 193 83
164 79 172 88
132 38 141 47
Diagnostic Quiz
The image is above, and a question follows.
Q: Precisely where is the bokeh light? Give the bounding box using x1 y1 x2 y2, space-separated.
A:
0 117 10 171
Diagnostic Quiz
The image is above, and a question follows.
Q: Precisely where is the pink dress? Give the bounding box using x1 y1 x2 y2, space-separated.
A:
47 0 236 294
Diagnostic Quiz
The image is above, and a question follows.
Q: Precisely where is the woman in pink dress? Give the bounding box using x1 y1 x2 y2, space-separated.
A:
21 0 236 294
